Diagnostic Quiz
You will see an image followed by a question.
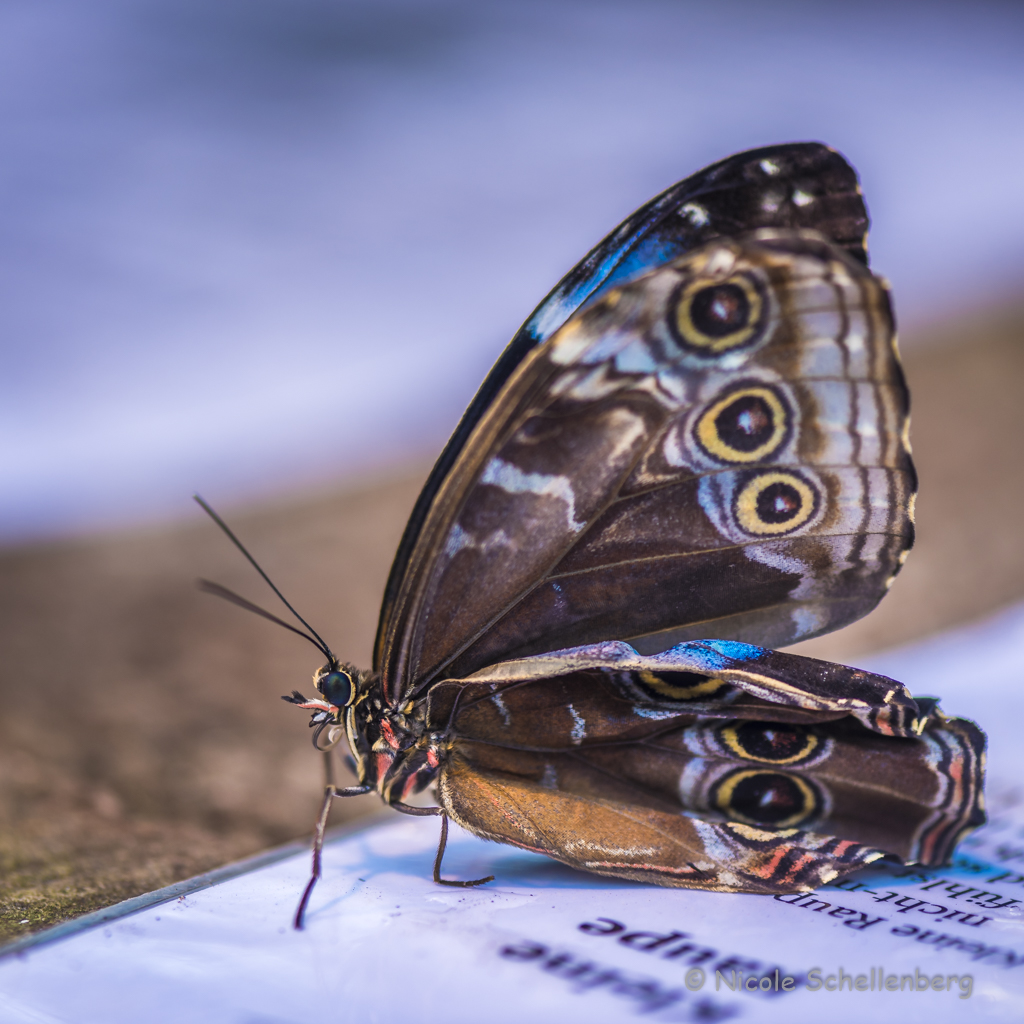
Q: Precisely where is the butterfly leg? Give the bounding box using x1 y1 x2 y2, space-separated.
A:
432 813 495 888
293 751 372 930
389 801 494 886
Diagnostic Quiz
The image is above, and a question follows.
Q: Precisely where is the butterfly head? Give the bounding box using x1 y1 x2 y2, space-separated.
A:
281 661 371 751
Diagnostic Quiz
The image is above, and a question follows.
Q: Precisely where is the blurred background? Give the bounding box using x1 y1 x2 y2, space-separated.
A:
2 0 1023 940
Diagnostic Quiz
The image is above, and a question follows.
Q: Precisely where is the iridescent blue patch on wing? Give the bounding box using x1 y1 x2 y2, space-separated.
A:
699 639 770 662
525 235 689 344
659 639 770 671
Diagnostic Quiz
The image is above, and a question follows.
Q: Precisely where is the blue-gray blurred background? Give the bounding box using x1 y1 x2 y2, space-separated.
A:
3 0 1023 540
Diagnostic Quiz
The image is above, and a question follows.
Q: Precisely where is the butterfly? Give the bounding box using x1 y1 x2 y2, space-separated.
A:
199 141 985 929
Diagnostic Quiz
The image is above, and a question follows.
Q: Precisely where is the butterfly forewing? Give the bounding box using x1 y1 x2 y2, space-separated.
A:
374 142 871 676
380 231 914 702
519 140 871 349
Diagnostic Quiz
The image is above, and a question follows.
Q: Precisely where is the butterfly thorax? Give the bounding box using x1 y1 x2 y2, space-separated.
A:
340 677 450 805
285 665 446 803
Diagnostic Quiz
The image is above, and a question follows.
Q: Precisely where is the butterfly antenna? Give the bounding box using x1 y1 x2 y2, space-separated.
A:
193 494 337 665
196 579 331 660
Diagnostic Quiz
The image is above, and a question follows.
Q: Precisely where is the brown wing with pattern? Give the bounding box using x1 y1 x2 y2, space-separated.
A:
429 645 985 879
374 142 870 679
380 231 914 702
438 755 885 893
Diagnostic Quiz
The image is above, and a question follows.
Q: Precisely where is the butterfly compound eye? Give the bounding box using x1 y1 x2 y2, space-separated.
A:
671 274 765 355
317 668 356 708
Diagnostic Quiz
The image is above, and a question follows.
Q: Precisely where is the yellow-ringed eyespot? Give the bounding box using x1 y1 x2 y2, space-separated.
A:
712 768 820 828
719 721 819 765
670 274 765 354
636 670 728 702
733 470 819 536
695 383 791 464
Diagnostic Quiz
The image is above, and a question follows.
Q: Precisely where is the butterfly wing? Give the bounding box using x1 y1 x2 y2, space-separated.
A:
430 646 985 886
378 228 914 701
430 638 929 736
438 757 886 893
376 142 870 673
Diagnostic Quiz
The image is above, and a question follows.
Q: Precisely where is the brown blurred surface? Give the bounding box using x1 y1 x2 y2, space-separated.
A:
2 297 1024 943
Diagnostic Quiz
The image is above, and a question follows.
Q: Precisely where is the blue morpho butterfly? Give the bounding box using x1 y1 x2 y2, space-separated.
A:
198 142 985 929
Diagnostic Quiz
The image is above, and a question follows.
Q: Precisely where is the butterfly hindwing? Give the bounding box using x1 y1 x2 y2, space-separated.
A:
428 644 985 882
375 142 871 676
437 753 887 894
380 230 914 700
428 639 927 738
